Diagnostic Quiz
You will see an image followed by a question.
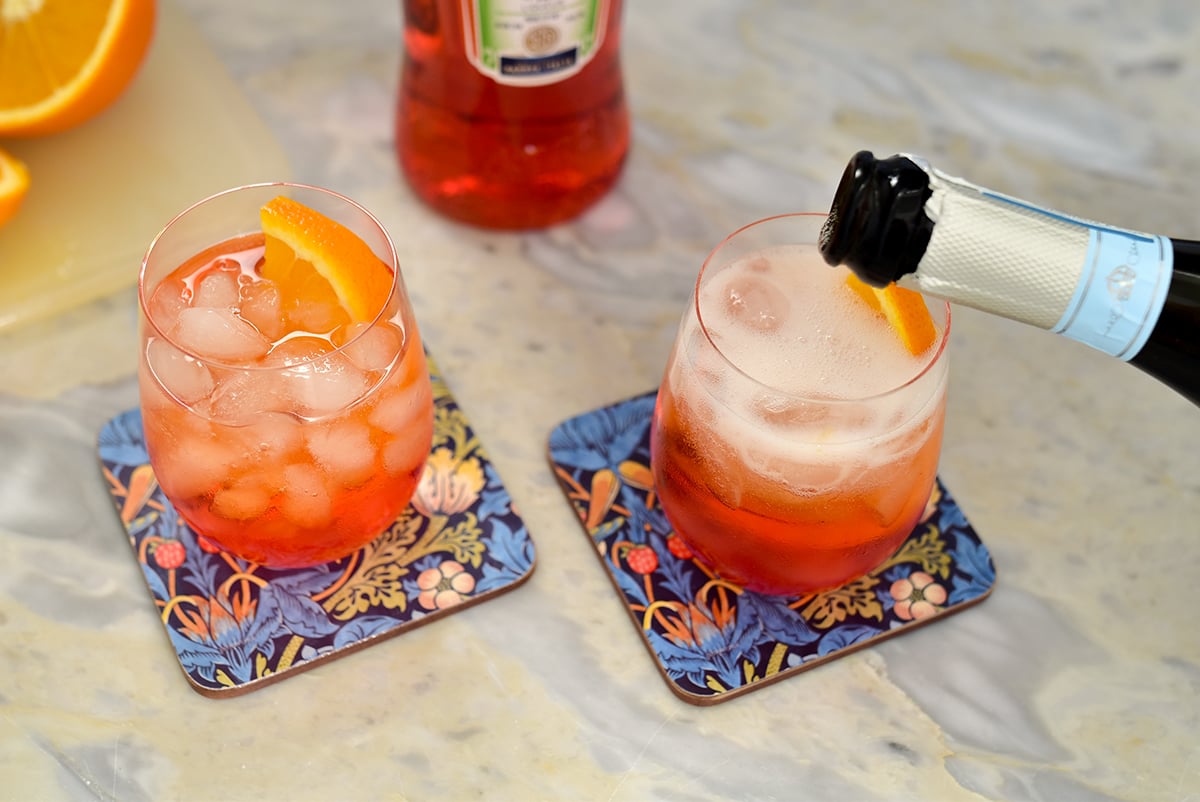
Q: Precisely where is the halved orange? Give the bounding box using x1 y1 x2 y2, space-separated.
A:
845 273 937 355
259 196 394 324
0 148 30 229
0 0 156 137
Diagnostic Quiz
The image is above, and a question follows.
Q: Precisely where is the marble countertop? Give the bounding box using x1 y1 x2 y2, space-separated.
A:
3 1 1199 800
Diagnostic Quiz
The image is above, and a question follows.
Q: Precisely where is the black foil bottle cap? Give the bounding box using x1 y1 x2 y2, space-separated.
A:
819 151 935 288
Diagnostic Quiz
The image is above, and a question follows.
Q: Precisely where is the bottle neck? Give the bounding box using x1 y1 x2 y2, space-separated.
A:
1173 237 1200 276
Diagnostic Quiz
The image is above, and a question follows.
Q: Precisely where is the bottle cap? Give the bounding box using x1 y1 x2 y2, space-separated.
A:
819 151 934 287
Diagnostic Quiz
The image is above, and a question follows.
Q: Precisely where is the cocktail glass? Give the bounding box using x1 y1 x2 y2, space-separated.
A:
137 183 434 568
649 213 950 595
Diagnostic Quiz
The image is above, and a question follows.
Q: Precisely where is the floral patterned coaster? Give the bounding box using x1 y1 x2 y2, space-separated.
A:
547 391 995 706
99 356 536 698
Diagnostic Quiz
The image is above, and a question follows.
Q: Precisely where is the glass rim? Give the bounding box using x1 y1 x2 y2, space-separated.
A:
138 181 403 372
693 212 951 405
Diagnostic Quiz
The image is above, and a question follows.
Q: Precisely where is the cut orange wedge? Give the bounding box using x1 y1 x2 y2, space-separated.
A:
845 273 937 355
259 196 394 325
0 0 156 137
0 148 31 229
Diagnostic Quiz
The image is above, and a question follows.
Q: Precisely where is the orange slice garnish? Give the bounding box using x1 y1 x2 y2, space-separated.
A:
259 196 394 325
0 148 31 229
0 0 156 137
845 273 937 355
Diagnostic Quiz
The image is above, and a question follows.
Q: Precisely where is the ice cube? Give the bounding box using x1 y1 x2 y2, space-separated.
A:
335 321 404 373
754 394 830 429
172 307 271 363
264 336 332 366
147 277 189 329
718 273 790 333
193 266 241 309
211 480 273 521
145 337 215 406
382 433 430 476
306 421 376 487
367 390 421 435
241 412 304 460
156 436 230 500
284 353 371 417
239 281 285 341
206 370 286 425
279 463 333 527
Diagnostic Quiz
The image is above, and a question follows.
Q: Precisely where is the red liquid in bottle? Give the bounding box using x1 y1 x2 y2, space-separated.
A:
396 0 630 230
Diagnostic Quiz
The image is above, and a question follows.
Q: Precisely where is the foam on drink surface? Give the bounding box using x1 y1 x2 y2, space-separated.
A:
673 242 944 492
700 243 925 401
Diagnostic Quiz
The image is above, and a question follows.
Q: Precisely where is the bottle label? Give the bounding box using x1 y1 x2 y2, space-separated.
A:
461 0 609 87
1047 221 1172 361
973 190 1173 361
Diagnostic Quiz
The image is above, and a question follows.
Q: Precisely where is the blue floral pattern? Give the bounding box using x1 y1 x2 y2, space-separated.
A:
548 391 995 704
99 356 536 696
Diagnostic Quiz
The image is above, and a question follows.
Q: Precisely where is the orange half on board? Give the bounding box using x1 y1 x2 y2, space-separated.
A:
0 0 157 137
845 273 938 355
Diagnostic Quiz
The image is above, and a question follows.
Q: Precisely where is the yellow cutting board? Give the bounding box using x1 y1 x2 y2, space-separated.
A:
0 0 291 333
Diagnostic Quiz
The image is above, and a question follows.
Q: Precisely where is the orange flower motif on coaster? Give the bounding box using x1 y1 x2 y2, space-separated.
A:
412 447 485 516
416 560 476 610
890 571 948 621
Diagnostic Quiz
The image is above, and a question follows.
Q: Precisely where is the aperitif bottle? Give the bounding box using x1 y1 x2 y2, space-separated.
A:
820 151 1200 406
396 0 629 230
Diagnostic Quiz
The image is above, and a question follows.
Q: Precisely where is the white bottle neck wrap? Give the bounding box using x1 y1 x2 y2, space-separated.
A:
898 156 1173 361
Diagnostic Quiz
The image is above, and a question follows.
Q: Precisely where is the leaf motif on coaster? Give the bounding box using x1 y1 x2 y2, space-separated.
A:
324 515 423 620
882 526 952 580
421 513 487 569
801 576 884 630
433 405 477 456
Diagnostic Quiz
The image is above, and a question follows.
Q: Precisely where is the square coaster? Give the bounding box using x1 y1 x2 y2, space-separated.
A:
547 391 995 706
99 355 536 698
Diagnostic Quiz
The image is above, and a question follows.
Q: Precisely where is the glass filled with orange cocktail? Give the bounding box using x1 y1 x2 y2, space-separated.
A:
649 213 950 595
138 183 434 568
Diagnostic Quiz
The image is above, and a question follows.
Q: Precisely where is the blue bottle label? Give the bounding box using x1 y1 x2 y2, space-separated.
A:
1051 228 1173 360
975 189 1173 361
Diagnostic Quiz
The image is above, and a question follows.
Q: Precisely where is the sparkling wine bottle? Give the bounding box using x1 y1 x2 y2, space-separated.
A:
819 151 1200 406
396 0 629 230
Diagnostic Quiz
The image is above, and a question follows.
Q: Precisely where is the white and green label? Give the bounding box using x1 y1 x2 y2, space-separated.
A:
462 0 609 86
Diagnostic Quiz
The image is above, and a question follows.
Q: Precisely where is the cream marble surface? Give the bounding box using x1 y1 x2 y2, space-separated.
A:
2 1 1199 800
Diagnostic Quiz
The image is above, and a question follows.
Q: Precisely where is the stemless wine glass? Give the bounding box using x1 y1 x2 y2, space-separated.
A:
649 213 951 595
138 183 434 568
